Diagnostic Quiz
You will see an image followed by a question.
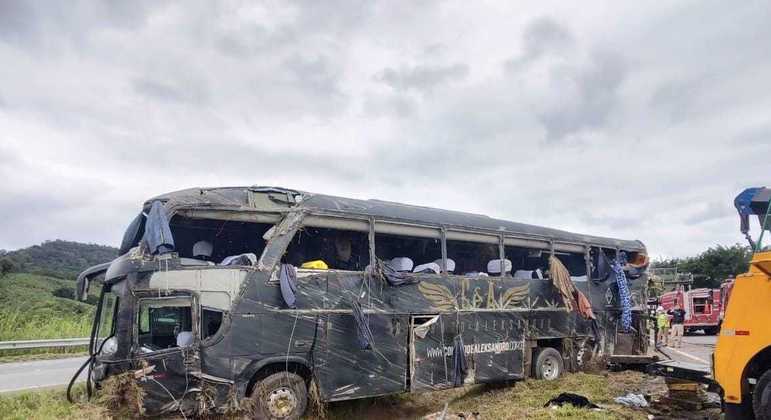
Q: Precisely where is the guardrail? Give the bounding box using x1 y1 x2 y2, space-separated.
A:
0 338 90 350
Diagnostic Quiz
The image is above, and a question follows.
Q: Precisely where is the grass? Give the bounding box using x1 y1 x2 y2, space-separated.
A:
0 370 720 419
0 310 93 341
0 385 107 420
324 371 652 420
0 273 96 359
0 372 651 420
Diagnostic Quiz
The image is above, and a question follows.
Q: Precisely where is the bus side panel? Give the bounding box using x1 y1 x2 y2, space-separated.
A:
316 271 408 401
465 312 525 383
319 312 408 401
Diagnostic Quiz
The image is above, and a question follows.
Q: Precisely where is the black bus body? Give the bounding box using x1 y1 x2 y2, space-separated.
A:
74 186 649 418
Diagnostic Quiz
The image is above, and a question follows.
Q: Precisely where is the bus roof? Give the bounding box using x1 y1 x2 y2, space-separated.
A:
150 186 646 252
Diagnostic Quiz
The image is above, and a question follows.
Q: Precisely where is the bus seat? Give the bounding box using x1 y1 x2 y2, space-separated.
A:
434 258 456 273
465 272 489 277
176 331 193 347
414 262 440 274
388 257 414 272
514 269 543 279
487 259 512 276
220 253 257 266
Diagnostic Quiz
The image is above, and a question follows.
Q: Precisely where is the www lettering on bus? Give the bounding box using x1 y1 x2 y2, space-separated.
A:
425 341 523 358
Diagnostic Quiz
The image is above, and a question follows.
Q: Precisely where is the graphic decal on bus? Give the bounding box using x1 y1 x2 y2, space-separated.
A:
418 280 531 310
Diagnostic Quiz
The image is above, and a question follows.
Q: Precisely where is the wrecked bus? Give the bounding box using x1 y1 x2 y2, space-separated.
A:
71 186 649 418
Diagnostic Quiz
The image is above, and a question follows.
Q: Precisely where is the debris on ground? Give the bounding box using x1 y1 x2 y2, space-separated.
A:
544 393 600 409
422 404 481 420
614 393 649 408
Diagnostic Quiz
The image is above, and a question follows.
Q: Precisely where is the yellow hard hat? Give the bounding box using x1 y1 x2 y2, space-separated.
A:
300 260 329 270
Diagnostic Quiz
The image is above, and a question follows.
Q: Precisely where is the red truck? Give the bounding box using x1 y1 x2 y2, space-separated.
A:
659 286 724 335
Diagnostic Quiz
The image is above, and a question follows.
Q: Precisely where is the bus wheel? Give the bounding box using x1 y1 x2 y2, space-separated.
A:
251 372 308 420
754 369 771 420
534 347 563 381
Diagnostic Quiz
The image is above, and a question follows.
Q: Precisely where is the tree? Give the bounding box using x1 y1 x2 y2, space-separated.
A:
0 257 16 278
678 244 752 289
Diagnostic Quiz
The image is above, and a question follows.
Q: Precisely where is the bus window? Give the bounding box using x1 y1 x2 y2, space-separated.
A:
556 252 587 278
137 297 193 352
169 216 273 265
283 227 369 271
375 233 441 274
446 239 499 277
590 247 615 281
505 246 549 279
201 308 223 340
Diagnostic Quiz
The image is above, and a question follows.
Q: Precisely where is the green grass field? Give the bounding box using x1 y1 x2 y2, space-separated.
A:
0 273 95 359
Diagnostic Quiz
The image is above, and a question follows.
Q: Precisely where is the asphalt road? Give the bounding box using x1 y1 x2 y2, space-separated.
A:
660 332 716 368
0 356 88 393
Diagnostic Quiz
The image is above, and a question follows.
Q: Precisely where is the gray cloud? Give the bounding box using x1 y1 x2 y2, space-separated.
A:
133 78 209 105
538 50 627 141
376 63 469 92
504 17 573 71
0 1 156 49
684 202 734 226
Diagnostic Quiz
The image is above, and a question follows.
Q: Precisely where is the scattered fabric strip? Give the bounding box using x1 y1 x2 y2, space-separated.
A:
279 264 297 309
142 201 174 255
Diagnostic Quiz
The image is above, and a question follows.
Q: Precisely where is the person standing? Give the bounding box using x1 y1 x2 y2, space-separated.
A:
656 307 670 347
668 303 686 348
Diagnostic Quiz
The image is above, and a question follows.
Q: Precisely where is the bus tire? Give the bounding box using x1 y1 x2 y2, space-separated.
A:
251 372 308 420
534 347 563 381
754 369 771 420
704 326 719 336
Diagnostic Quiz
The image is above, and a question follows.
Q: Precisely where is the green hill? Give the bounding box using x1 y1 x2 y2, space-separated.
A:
0 273 94 340
0 240 117 341
2 240 118 280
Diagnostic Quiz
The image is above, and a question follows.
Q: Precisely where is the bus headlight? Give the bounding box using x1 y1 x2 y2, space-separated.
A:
101 336 118 356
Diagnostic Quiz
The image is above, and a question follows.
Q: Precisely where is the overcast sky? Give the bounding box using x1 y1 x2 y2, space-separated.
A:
1 1 769 258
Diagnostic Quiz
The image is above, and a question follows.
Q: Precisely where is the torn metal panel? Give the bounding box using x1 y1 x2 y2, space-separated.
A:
148 268 247 310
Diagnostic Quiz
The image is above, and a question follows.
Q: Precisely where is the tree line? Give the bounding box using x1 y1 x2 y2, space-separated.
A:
650 243 752 289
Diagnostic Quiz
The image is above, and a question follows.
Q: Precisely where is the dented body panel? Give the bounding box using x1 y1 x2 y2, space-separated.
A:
81 186 648 416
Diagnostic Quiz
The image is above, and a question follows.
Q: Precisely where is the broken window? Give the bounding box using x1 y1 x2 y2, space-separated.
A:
505 246 549 279
375 232 441 273
201 308 223 340
446 238 499 277
138 298 193 351
169 216 273 265
97 292 119 341
282 227 370 271
556 251 587 278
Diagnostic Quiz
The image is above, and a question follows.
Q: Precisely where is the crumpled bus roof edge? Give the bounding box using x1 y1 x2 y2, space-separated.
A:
147 186 646 252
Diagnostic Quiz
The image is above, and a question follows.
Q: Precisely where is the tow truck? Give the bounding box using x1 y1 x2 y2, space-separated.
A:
648 187 771 419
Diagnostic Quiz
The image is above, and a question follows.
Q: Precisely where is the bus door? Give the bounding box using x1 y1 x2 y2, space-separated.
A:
410 314 453 391
132 295 201 414
320 272 409 401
